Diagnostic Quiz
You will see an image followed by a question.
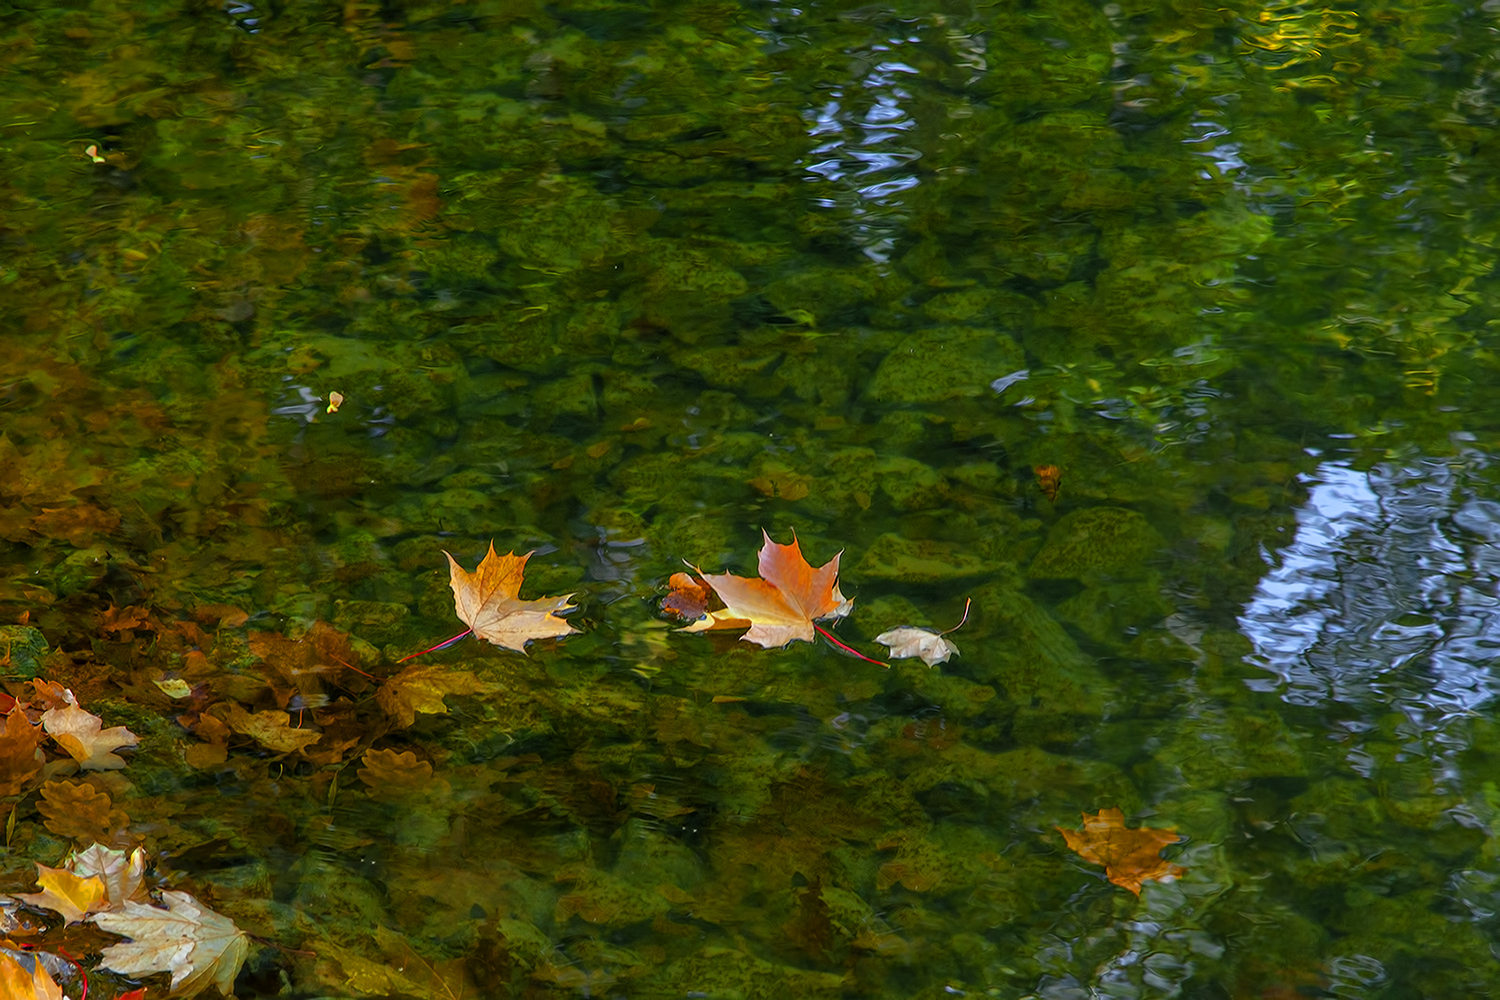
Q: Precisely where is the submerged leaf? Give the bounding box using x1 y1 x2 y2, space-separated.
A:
0 705 44 796
37 780 130 844
211 702 322 754
377 664 495 728
1057 808 1186 895
445 543 579 652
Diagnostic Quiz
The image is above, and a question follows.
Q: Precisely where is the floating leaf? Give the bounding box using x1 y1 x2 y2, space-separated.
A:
445 543 579 652
92 890 250 998
69 844 149 910
41 702 139 771
661 572 710 622
0 951 65 1000
15 863 107 924
875 599 970 668
1057 808 1186 895
682 530 852 648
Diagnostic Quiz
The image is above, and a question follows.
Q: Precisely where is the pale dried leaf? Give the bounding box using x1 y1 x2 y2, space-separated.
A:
93 890 249 998
69 845 148 909
40 704 138 771
874 626 959 667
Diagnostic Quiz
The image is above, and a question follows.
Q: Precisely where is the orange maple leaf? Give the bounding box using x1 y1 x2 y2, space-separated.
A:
41 701 139 770
0 951 66 1000
683 530 852 648
445 543 578 653
1057 807 1186 895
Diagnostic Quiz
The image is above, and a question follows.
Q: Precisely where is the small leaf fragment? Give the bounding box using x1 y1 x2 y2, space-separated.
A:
0 951 66 1000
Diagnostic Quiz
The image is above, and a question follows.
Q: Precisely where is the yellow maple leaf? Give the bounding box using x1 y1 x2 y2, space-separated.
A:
92 889 250 998
445 543 578 652
377 664 495 728
40 702 139 771
16 862 107 924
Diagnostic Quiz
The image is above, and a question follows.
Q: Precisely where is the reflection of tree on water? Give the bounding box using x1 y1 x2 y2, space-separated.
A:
1239 459 1500 764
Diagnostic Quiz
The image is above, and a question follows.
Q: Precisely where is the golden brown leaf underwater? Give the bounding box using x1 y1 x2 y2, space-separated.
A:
1034 463 1062 502
680 530 852 648
1057 807 1186 895
445 542 579 652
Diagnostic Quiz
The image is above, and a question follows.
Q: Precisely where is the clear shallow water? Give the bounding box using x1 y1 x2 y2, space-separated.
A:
5 0 1500 996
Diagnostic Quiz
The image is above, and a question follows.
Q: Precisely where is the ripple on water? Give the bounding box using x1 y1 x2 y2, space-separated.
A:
1239 457 1500 758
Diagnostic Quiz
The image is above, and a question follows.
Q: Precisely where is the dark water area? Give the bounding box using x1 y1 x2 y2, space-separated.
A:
5 0 1500 996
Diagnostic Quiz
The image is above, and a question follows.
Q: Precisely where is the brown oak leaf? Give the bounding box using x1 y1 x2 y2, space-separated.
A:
1057 807 1186 895
357 748 442 798
445 543 578 652
37 780 131 844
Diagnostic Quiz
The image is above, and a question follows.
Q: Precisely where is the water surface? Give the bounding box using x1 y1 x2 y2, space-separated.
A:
4 0 1500 996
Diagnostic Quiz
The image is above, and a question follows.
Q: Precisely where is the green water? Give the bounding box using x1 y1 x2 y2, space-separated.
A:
5 0 1500 996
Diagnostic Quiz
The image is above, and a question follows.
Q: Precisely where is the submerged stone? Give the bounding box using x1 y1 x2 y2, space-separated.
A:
1029 506 1164 581
0 626 48 678
867 327 1025 403
851 534 999 583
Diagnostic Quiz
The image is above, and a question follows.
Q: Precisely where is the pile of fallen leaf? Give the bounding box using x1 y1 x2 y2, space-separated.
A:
0 683 248 999
0 533 1187 997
